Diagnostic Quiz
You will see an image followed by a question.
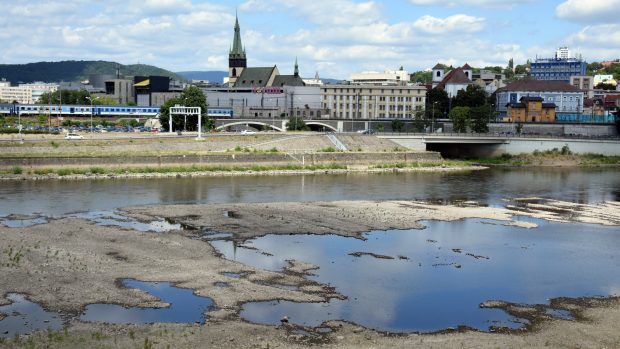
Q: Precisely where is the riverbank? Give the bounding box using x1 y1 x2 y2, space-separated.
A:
471 151 620 167
1 199 619 348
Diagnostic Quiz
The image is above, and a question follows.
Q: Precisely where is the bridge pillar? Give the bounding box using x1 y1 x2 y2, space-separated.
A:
337 121 343 133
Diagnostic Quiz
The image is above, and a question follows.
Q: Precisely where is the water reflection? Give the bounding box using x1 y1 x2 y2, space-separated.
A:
0 294 63 338
80 279 213 325
210 219 620 332
0 168 619 216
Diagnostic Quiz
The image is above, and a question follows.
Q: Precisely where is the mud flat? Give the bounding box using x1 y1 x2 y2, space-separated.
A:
1 199 620 348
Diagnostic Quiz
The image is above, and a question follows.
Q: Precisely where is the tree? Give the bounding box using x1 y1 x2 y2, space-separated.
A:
452 85 487 108
158 86 210 132
287 116 307 131
426 87 450 119
449 106 470 133
391 119 405 132
470 105 490 133
595 82 616 91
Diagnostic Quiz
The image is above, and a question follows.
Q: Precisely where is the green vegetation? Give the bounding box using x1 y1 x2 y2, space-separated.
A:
158 86 212 132
3 163 351 177
0 60 185 84
319 146 337 152
286 116 308 131
587 61 620 80
3 245 24 267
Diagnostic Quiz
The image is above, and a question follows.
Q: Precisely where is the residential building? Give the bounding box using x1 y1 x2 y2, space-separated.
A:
530 47 586 82
18 82 58 102
350 68 410 86
0 79 33 104
570 75 594 98
506 96 556 122
320 85 426 119
472 70 506 94
496 80 584 118
431 63 473 97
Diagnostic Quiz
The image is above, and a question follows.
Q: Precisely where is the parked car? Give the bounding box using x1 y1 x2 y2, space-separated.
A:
358 129 376 134
240 130 256 135
64 133 84 140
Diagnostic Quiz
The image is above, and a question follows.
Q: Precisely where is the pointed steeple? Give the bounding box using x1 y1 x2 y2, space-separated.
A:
230 11 245 58
294 57 299 77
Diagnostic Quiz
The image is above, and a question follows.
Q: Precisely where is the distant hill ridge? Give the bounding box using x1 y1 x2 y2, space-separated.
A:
0 60 185 84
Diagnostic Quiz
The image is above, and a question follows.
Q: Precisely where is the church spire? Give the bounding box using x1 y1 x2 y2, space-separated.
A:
294 57 299 77
230 11 245 58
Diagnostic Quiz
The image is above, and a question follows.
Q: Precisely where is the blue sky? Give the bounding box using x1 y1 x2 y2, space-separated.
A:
1 0 619 79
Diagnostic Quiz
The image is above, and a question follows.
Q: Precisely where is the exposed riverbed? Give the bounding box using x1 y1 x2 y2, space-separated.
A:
1 168 620 348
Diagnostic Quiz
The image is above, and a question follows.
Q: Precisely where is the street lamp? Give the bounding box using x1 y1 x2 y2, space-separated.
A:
431 101 437 133
183 97 188 132
85 95 94 133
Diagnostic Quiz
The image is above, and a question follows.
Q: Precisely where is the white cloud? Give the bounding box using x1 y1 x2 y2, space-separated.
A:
555 0 620 23
410 0 535 8
413 14 485 34
564 24 620 61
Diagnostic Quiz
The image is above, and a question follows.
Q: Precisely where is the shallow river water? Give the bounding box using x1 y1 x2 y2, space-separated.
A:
1 168 620 334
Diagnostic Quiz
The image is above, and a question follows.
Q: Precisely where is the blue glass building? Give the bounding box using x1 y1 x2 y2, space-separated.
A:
530 57 586 82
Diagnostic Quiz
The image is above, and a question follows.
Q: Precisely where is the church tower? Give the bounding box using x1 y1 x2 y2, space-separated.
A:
228 13 247 87
432 63 444 88
294 57 299 77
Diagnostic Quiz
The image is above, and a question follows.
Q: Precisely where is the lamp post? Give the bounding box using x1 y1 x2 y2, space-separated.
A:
431 101 437 133
85 95 93 133
183 97 188 132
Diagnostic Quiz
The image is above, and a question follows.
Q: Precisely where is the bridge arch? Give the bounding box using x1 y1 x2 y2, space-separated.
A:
216 121 284 132
304 122 338 132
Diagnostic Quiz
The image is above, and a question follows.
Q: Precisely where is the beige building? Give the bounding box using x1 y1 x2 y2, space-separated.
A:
18 82 58 102
0 80 34 104
321 85 426 119
570 75 593 98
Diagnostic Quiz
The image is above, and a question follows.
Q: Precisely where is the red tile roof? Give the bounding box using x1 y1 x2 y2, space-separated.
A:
432 63 444 70
438 67 471 87
462 63 472 69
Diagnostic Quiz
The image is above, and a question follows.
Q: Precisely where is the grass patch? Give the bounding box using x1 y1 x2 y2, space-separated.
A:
319 146 337 152
11 166 22 174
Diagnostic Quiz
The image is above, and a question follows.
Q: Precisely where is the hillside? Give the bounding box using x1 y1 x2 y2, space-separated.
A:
0 61 185 84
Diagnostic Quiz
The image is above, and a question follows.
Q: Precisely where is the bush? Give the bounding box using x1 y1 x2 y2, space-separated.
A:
319 146 337 152
11 166 22 175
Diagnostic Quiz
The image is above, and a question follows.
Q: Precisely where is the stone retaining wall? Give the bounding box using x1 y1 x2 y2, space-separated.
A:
0 152 442 169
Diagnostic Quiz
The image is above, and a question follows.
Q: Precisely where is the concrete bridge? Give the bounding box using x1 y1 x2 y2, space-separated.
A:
382 134 620 157
214 118 384 133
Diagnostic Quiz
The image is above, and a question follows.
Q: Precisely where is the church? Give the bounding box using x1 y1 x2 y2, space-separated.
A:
226 14 305 88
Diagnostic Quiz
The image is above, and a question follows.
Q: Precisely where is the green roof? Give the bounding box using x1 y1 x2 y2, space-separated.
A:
273 75 305 87
234 67 276 87
230 14 246 58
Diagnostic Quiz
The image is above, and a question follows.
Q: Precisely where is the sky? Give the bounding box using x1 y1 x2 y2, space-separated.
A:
1 0 619 79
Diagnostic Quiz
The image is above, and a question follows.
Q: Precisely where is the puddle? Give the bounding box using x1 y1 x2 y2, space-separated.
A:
545 308 573 320
0 294 63 338
210 218 620 333
69 211 181 232
221 272 246 279
0 217 49 228
80 279 214 325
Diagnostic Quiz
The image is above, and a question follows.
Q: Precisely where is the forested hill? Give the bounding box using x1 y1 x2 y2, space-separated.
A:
0 61 185 84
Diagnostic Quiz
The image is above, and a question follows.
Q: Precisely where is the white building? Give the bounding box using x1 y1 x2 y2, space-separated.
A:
18 82 58 102
0 80 33 104
556 47 571 59
350 68 410 86
321 85 426 119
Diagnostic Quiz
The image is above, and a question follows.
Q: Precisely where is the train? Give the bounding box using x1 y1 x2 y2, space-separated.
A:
0 103 234 118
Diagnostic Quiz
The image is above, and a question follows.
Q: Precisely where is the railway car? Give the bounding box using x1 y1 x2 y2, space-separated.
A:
207 107 234 118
